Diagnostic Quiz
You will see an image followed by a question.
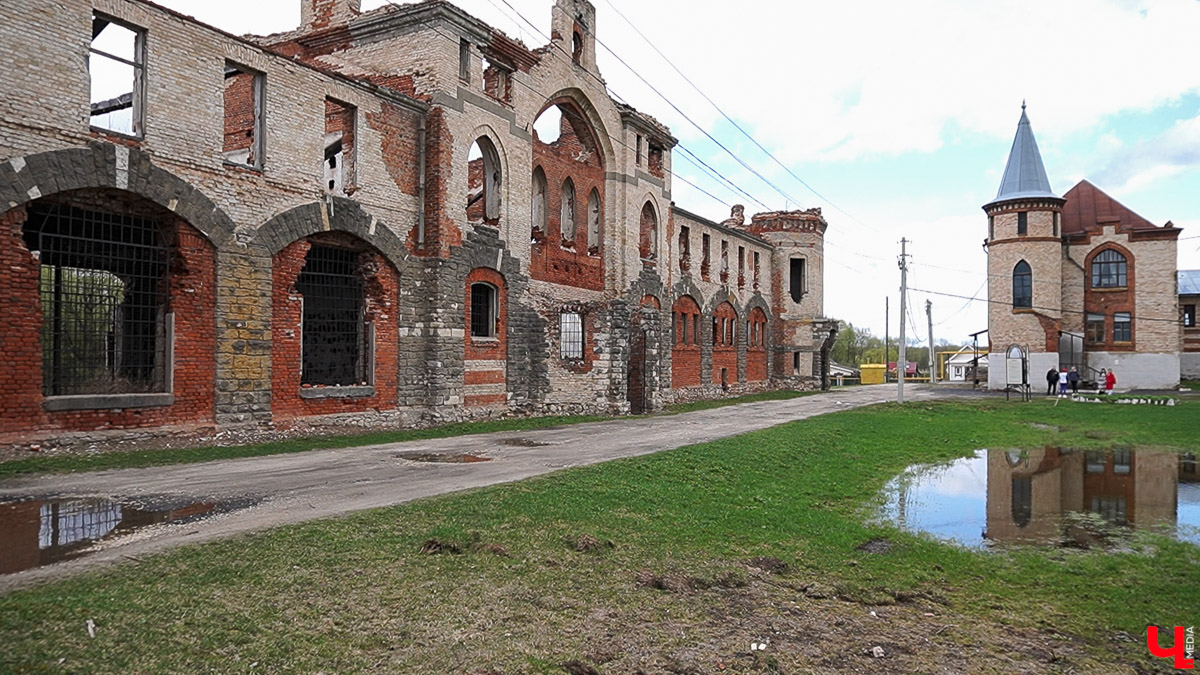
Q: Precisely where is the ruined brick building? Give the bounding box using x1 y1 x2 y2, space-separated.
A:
0 0 834 442
984 105 1183 390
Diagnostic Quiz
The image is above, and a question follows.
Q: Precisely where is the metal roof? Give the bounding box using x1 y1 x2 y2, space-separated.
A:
1180 270 1200 296
986 104 1058 207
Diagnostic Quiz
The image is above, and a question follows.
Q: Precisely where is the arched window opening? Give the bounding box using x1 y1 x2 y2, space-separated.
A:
470 282 498 338
466 137 501 225
1091 249 1128 288
531 167 547 241
560 178 577 246
572 31 583 64
296 244 369 387
1012 261 1032 309
533 105 563 144
639 202 657 261
586 188 601 254
24 199 171 396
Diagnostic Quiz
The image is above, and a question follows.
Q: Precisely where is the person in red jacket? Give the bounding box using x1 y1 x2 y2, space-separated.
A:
1104 369 1117 395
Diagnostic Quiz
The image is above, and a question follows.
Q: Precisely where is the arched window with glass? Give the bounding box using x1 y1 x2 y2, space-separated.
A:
1090 249 1128 288
1012 261 1032 309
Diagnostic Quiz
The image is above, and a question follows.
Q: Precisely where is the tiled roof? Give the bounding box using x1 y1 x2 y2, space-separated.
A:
1060 180 1159 235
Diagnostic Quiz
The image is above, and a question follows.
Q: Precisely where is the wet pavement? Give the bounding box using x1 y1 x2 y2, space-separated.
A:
0 384 952 590
878 446 1200 549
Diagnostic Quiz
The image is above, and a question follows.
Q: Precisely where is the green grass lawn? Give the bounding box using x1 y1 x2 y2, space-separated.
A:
1 398 1197 673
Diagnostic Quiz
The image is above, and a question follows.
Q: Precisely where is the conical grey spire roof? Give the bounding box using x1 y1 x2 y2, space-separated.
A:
987 103 1057 207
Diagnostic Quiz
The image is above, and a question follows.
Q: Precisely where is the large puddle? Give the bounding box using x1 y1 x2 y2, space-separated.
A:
0 496 252 575
878 447 1200 550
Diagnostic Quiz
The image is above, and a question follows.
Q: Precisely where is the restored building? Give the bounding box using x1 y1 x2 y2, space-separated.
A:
1181 270 1200 378
0 0 833 443
983 105 1182 390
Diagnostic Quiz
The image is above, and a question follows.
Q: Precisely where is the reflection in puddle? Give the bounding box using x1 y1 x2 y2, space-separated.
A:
878 447 1200 550
0 496 243 575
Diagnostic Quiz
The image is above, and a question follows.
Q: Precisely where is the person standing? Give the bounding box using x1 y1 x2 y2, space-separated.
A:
1068 367 1080 394
1105 369 1116 395
1046 367 1058 396
1058 368 1069 396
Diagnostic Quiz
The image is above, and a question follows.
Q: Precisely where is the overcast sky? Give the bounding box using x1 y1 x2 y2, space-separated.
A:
159 0 1200 347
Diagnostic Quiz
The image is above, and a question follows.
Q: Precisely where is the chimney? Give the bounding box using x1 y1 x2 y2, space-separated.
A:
302 0 361 30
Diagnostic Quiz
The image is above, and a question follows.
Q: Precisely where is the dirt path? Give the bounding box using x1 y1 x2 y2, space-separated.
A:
0 385 953 591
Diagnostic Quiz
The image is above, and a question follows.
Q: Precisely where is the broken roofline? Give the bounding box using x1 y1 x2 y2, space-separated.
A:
671 206 771 249
133 0 427 115
618 104 678 148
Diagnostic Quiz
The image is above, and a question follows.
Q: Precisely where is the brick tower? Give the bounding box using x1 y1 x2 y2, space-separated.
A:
982 104 1066 389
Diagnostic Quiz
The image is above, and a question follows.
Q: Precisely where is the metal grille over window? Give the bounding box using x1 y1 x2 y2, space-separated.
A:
1091 249 1128 288
24 202 170 396
560 312 583 359
470 283 497 338
296 245 368 386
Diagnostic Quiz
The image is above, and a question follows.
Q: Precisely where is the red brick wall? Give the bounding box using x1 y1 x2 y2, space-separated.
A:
464 267 507 407
223 70 257 155
747 307 768 382
671 295 701 388
1083 244 1136 351
370 104 450 256
271 237 400 419
0 207 217 437
530 101 604 290
712 301 738 385
0 206 45 433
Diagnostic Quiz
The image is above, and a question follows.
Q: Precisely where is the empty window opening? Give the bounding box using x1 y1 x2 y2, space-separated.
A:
459 39 471 82
647 143 665 179
636 135 643 166
560 312 583 359
89 14 145 137
586 188 601 253
701 233 711 280
531 167 547 240
737 246 745 288
561 178 577 245
1017 211 1028 235
24 201 171 396
719 240 729 283
789 258 806 303
470 283 498 338
639 202 657 260
753 251 760 288
324 98 356 195
466 137 502 225
223 62 264 168
1012 260 1032 309
678 225 690 272
572 30 583 64
1113 312 1132 342
482 56 512 103
533 105 563 144
296 245 371 387
1091 249 1128 288
1085 312 1105 343
793 351 801 375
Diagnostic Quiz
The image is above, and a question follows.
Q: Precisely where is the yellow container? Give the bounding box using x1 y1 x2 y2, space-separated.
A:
860 364 886 385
